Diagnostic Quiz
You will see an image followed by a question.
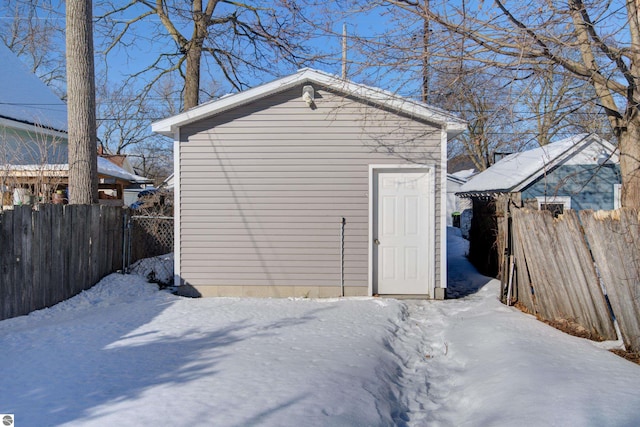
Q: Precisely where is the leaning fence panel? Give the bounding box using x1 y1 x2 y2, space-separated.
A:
510 208 617 341
580 209 640 352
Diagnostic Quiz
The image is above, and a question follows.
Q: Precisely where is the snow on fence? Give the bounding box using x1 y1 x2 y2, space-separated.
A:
507 207 640 352
0 204 124 321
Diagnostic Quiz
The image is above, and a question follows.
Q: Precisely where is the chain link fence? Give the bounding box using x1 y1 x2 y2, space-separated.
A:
124 214 174 286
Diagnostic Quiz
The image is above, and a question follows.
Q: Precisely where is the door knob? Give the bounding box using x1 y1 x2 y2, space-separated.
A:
374 239 380 245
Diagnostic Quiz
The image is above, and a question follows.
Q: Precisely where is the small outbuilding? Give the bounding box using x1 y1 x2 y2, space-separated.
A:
153 68 466 298
456 133 620 276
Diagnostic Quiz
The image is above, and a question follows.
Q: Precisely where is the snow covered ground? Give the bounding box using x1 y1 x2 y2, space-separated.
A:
1 230 640 426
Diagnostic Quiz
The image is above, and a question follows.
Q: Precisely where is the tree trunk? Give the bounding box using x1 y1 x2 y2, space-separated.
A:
619 117 640 208
66 0 98 204
183 43 202 110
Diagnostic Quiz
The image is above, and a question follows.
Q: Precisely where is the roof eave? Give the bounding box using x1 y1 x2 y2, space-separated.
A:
508 133 597 193
0 116 68 138
152 68 467 137
456 190 511 199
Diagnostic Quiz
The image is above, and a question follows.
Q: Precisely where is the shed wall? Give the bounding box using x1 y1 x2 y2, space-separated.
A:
178 86 443 296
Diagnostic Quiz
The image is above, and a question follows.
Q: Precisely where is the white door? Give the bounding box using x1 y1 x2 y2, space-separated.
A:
374 171 431 295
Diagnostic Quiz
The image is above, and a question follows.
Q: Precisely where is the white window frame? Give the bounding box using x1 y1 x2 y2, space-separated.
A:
614 184 622 209
536 196 571 213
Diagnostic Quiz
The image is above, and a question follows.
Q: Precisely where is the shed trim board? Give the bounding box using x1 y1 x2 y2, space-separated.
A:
439 128 448 296
173 135 182 287
368 164 436 297
153 68 466 139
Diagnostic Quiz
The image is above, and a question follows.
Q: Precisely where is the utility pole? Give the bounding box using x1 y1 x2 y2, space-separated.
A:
342 23 348 79
421 0 430 103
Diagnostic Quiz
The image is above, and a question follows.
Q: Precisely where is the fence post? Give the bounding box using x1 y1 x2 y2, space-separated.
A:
122 210 131 273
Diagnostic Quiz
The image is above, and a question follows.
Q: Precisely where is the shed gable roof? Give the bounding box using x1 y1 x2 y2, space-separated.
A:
458 133 618 197
152 68 467 138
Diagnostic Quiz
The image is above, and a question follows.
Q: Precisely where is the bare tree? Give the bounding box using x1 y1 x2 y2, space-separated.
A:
382 0 640 207
434 65 516 171
515 63 613 147
96 74 182 182
96 0 318 110
126 139 173 184
97 81 157 155
66 0 98 204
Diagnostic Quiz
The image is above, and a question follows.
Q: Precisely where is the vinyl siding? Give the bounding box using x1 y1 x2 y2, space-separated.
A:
179 85 443 293
521 164 621 211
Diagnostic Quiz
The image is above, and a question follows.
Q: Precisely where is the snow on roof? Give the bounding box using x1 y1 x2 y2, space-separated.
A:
0 43 67 132
5 157 151 183
458 134 618 195
449 168 475 183
449 169 476 180
97 157 151 183
152 68 467 138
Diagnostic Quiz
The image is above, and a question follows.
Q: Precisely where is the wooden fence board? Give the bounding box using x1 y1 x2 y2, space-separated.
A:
513 210 561 320
60 204 71 301
14 207 31 315
90 205 102 285
511 214 536 313
558 212 616 339
33 205 48 310
0 210 15 318
0 205 131 321
580 209 640 352
511 208 616 340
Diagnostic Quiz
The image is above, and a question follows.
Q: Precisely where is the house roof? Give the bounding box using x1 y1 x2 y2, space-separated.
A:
0 43 67 133
159 172 174 190
97 157 151 183
152 68 467 138
5 157 151 184
458 134 618 197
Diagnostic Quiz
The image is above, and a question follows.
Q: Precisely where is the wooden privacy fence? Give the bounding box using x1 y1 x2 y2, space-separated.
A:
580 210 640 354
506 208 640 352
0 204 124 321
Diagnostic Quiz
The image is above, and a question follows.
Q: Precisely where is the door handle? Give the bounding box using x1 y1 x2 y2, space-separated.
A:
374 239 380 245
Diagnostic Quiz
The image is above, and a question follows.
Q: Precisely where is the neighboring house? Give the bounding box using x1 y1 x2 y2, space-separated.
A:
159 173 174 190
0 43 150 206
0 43 67 166
3 157 151 206
99 148 158 206
153 68 466 299
457 133 620 212
456 133 620 276
446 169 474 228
